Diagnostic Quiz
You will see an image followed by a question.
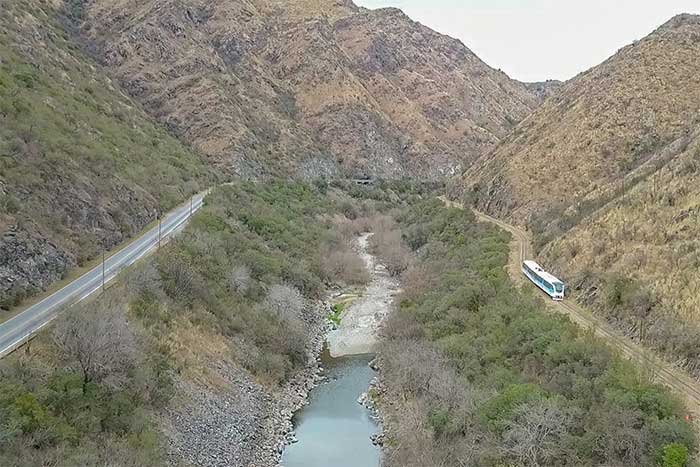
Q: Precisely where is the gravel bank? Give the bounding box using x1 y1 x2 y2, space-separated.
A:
159 233 398 466
160 303 329 467
327 233 400 357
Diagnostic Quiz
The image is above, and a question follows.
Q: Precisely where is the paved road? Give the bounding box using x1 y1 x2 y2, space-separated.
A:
0 192 207 358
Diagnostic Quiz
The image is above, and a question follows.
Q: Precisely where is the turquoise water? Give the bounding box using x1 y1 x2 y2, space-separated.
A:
281 349 381 467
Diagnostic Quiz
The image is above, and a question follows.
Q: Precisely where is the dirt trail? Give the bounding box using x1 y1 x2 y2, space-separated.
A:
441 197 700 419
327 233 400 358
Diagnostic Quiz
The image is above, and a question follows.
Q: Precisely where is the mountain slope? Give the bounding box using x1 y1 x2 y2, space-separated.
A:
544 127 700 327
0 0 213 308
466 14 700 222
71 0 540 178
463 14 700 355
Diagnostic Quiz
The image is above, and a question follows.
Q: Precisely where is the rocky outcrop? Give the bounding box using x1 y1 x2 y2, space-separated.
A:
0 227 72 307
524 80 564 101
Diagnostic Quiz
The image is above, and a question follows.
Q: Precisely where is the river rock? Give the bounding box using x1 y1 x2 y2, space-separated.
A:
160 302 329 467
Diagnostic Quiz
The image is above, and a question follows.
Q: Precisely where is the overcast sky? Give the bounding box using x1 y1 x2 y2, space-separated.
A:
355 0 700 82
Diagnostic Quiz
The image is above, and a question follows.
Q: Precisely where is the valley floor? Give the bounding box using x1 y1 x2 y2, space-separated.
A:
377 195 695 466
282 231 389 466
1 182 695 467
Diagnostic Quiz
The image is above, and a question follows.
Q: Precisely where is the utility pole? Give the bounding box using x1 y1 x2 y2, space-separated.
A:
622 177 626 205
102 251 105 292
158 216 162 249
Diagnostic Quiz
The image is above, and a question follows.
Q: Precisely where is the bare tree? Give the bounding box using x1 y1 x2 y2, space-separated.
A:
53 300 136 393
502 399 573 466
124 262 162 297
322 248 369 285
264 284 305 319
159 256 195 304
227 265 251 294
383 399 440 467
399 265 435 302
380 338 446 397
258 284 309 368
629 287 655 320
370 226 412 277
591 406 646 466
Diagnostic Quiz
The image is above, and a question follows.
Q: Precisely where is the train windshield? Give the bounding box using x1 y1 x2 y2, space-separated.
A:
553 282 564 293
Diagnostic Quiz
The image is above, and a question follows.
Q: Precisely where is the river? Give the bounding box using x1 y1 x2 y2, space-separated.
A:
280 349 381 467
281 233 396 467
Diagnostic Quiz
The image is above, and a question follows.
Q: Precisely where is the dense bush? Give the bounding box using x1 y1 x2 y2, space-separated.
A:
0 180 377 463
0 300 170 465
148 181 369 384
380 198 696 467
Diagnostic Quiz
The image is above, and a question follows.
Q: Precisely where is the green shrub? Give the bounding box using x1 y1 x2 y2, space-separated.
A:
0 193 20 214
480 384 546 431
329 303 344 326
379 197 696 467
428 409 451 436
659 443 688 467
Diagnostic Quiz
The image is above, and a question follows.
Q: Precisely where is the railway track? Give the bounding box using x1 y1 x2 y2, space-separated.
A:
441 197 700 416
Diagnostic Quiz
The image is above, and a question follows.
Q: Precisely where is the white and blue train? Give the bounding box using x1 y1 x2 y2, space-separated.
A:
522 260 565 301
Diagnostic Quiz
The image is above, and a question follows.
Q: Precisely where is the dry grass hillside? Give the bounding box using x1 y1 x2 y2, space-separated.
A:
0 0 213 308
537 126 700 378
461 14 700 375
71 0 541 178
0 0 541 314
466 14 700 222
544 127 700 323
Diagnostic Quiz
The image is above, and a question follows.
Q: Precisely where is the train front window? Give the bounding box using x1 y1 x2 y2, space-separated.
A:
554 282 564 294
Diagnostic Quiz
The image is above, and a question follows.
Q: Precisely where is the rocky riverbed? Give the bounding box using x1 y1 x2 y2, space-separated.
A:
327 233 401 357
281 232 400 466
160 233 399 467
